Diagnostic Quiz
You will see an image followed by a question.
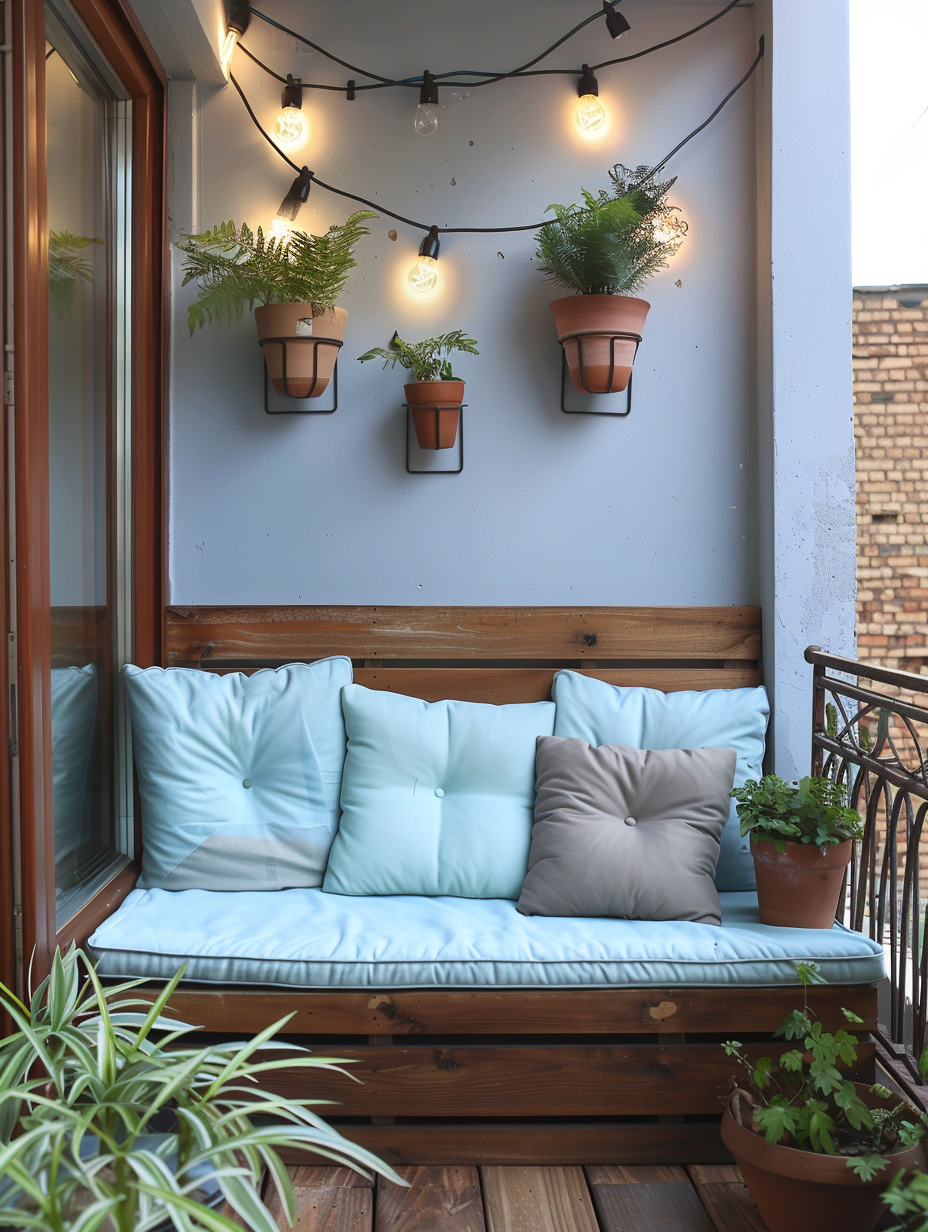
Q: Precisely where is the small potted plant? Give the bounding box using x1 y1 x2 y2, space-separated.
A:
358 329 478 449
721 962 927 1232
731 774 864 929
177 211 376 399
0 947 400 1230
536 163 687 395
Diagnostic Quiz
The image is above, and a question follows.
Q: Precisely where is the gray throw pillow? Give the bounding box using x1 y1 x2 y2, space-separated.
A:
517 737 737 925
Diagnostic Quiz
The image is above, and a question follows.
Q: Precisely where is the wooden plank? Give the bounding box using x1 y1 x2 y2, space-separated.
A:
585 1165 688 1185
280 1122 733 1168
590 1181 716 1232
165 605 762 664
481 1167 598 1232
264 1166 373 1232
156 986 878 1038
374 1167 484 1232
263 1042 874 1118
688 1165 767 1232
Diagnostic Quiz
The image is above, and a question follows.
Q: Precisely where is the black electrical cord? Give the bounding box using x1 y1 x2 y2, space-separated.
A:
230 37 764 238
241 0 743 94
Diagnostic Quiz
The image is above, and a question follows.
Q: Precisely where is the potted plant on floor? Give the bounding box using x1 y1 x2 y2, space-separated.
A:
722 962 927 1232
536 163 687 395
0 946 400 1231
731 774 864 929
358 329 479 449
177 211 376 399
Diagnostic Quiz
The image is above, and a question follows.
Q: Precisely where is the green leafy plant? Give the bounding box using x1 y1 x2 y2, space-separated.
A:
883 1169 928 1231
357 330 479 382
723 962 927 1181
49 231 99 315
731 773 864 852
0 946 400 1232
535 163 687 296
177 212 376 335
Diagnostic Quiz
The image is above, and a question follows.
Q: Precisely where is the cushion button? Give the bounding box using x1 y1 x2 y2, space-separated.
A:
435 787 444 798
243 779 252 789
624 816 637 826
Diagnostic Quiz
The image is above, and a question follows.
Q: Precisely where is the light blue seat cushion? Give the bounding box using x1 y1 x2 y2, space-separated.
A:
323 686 556 899
89 888 885 988
552 671 769 892
124 658 352 891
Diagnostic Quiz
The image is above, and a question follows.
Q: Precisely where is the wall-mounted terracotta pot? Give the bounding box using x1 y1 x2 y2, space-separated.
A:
405 380 465 450
721 1086 925 1232
550 294 650 394
751 835 852 929
255 303 348 399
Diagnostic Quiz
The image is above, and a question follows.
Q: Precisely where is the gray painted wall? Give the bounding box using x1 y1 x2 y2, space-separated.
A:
168 0 760 606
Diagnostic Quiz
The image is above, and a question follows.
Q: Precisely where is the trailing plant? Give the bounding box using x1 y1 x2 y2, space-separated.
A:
0 946 400 1232
535 163 687 296
883 1170 928 1231
723 962 927 1182
177 212 377 334
731 773 864 852
357 330 479 381
49 231 99 315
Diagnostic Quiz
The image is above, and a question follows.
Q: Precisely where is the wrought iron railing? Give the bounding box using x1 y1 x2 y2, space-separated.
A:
807 646 928 1106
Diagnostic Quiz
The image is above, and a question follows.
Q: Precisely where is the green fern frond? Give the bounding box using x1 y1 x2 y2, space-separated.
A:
357 329 478 382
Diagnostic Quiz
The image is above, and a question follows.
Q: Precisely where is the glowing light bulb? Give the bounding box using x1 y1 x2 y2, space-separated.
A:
408 255 438 293
267 218 293 246
220 29 239 77
219 5 250 79
274 105 306 145
576 93 606 134
653 210 688 252
416 70 439 135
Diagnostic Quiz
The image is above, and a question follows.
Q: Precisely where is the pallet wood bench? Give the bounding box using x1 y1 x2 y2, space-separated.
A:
88 606 881 1165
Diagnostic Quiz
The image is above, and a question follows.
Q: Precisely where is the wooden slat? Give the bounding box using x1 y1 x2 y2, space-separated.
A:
165 605 762 665
585 1165 687 1185
264 1042 875 1118
590 1181 716 1232
688 1165 767 1232
374 1167 484 1232
157 986 878 1038
280 1122 733 1168
481 1167 598 1232
264 1166 372 1232
352 667 762 702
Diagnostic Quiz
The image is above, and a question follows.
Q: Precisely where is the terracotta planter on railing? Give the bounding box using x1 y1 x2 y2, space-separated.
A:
405 380 465 449
549 294 650 394
751 836 852 929
255 303 347 399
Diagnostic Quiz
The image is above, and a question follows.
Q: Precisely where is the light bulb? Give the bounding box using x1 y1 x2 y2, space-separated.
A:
408 255 438 293
576 94 606 134
220 29 239 77
274 105 306 145
267 218 293 246
415 102 438 136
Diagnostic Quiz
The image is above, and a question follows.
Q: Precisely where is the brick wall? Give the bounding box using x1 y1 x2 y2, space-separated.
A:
854 286 928 671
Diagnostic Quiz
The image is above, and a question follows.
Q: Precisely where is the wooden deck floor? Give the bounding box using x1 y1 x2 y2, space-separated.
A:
235 1164 767 1232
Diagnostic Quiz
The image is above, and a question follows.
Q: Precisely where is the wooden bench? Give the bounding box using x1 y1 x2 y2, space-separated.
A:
124 605 877 1165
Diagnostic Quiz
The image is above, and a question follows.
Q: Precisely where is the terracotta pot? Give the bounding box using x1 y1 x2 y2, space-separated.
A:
255 304 347 399
549 294 650 394
751 836 852 929
405 381 465 450
721 1086 925 1232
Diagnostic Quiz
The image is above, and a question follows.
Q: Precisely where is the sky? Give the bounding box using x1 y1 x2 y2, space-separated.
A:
850 0 928 287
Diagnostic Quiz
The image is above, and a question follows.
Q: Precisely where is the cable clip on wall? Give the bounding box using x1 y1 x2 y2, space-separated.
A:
259 335 342 414
558 330 642 417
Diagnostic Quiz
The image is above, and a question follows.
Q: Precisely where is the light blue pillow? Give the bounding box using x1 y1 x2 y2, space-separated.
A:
323 685 556 899
124 658 352 890
551 671 769 891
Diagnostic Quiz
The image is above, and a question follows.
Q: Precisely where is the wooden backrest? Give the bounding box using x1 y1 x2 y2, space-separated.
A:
165 606 762 703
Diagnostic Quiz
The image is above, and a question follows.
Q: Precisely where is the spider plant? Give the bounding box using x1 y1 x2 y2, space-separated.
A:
0 947 401 1232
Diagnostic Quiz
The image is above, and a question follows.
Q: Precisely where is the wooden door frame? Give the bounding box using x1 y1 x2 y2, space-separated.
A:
6 0 166 987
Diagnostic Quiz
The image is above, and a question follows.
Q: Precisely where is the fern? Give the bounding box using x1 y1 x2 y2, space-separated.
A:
536 164 687 296
177 211 376 335
357 330 479 382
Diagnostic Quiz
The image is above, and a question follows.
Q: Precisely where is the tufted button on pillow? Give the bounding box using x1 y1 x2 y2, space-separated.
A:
434 787 444 798
624 816 637 826
124 658 353 891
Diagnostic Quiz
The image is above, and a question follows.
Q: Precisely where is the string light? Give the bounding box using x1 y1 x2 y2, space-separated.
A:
415 71 439 136
408 227 440 293
221 2 250 79
576 64 606 134
602 0 631 40
277 166 312 221
274 74 306 145
267 217 293 245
